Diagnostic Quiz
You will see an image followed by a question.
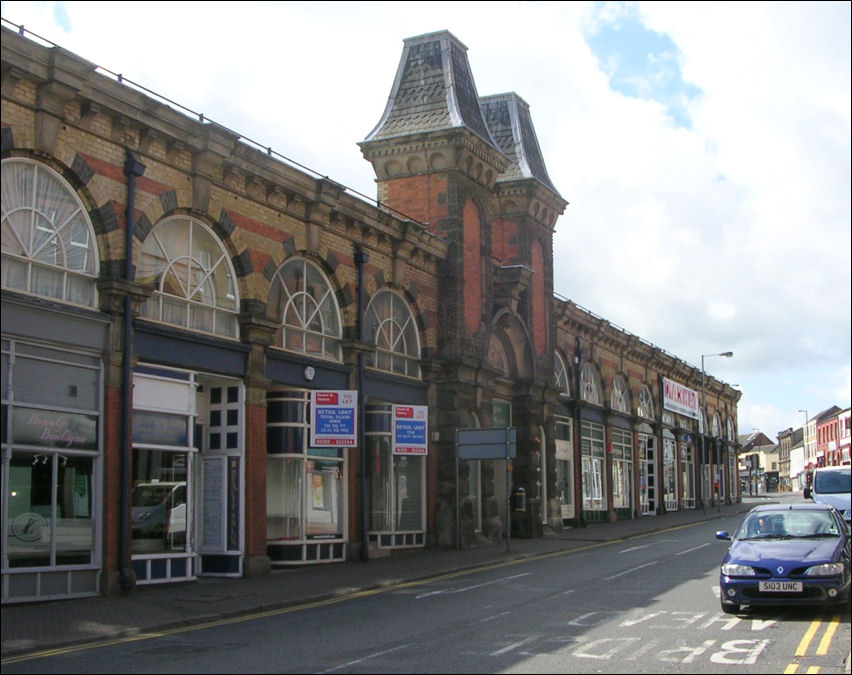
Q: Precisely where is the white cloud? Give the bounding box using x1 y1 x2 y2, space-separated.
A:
1 0 848 436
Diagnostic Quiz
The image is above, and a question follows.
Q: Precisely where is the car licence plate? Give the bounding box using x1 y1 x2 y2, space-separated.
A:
759 581 802 592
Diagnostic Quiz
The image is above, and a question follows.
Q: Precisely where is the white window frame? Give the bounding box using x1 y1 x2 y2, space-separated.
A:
1 158 99 307
136 217 239 338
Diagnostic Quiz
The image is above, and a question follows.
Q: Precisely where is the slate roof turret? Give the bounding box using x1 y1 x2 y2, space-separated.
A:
480 93 562 198
363 30 500 152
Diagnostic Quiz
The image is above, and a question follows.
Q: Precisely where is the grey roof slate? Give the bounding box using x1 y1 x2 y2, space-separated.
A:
363 31 500 152
481 93 560 195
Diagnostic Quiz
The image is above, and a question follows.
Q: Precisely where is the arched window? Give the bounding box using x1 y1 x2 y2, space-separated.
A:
581 364 603 406
727 418 735 442
136 216 239 338
269 257 342 360
554 352 570 396
712 413 722 438
364 289 421 378
2 158 98 306
638 385 654 419
611 374 630 413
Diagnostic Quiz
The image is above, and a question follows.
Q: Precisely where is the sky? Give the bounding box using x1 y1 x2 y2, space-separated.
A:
2 1 850 441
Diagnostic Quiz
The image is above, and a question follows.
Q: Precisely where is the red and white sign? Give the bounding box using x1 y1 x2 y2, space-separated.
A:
662 377 700 420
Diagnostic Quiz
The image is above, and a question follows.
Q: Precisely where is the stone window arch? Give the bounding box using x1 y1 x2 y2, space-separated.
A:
581 363 603 406
1 158 98 306
136 216 239 338
269 257 342 360
611 374 630 413
364 288 421 378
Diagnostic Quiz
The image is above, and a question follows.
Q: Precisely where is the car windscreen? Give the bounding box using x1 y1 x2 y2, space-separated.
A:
737 510 841 539
814 468 851 494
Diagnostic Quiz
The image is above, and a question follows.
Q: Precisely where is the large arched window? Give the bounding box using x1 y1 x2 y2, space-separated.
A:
712 413 722 438
136 216 239 338
269 257 342 360
364 289 420 378
581 364 603 406
637 385 654 419
554 352 570 396
2 158 98 306
611 374 630 413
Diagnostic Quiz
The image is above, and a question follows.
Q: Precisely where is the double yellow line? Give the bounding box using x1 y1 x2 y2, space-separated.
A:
784 615 843 674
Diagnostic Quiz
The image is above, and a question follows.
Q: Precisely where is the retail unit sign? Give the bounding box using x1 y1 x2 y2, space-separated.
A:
662 377 700 420
310 390 358 447
393 405 428 455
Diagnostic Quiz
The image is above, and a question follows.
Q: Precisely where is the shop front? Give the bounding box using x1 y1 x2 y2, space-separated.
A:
131 364 247 583
2 303 109 603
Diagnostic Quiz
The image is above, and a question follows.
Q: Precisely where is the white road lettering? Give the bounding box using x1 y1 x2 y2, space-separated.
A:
658 639 716 663
710 639 770 665
701 614 742 630
569 611 617 627
572 637 640 660
620 611 667 627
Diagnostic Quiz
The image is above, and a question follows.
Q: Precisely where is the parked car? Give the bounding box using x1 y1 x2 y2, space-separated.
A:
804 465 851 523
715 503 851 614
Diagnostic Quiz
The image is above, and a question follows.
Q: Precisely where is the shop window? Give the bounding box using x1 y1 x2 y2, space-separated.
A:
365 290 421 378
663 436 679 511
611 428 632 509
136 216 239 338
581 421 606 510
555 418 574 520
266 391 345 545
365 404 425 535
131 368 196 560
269 259 341 361
681 442 696 508
1 158 98 306
2 340 101 578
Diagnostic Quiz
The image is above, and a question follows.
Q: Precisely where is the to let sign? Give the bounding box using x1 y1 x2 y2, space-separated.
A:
310 390 358 447
393 405 428 455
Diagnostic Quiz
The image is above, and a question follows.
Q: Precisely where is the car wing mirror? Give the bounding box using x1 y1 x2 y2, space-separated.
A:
715 531 731 540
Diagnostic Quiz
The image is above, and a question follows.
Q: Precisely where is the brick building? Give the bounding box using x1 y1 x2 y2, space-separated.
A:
1 27 739 604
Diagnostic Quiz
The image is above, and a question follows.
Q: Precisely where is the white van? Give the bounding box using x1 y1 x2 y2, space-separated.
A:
804 465 851 523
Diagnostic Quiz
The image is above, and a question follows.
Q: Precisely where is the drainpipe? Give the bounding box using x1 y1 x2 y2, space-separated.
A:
121 149 146 589
353 244 369 561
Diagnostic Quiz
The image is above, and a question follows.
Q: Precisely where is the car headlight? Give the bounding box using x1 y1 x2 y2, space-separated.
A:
721 563 756 577
804 563 845 577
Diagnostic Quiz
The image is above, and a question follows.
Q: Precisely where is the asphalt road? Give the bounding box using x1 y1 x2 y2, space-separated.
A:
3 502 849 674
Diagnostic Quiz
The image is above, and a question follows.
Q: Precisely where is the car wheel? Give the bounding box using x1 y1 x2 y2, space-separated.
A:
721 602 739 614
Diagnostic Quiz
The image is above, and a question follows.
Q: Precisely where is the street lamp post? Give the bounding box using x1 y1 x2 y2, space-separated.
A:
701 351 733 513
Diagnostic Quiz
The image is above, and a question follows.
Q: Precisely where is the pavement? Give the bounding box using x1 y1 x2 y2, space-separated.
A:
0 496 788 660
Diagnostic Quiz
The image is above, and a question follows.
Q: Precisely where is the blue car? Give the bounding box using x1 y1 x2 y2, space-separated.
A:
715 503 851 614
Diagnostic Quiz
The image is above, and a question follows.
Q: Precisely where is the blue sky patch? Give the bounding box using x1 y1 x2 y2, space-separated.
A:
585 3 701 128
